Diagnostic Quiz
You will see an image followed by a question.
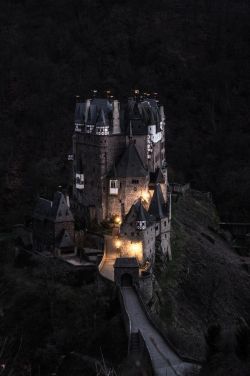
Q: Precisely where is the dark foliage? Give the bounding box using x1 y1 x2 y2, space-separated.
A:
0 256 127 376
0 0 250 227
201 320 250 376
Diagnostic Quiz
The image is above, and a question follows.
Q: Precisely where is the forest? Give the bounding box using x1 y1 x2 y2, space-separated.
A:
0 2 250 375
0 0 250 227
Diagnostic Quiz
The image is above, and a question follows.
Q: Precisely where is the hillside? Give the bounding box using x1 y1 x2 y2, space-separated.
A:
0 0 250 227
0 254 127 375
156 193 250 373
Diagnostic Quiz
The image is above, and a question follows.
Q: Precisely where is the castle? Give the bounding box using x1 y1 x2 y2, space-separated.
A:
73 91 171 266
32 91 171 268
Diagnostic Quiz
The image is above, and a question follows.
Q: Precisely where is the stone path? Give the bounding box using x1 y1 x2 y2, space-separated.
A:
99 253 197 375
122 287 195 376
100 257 115 280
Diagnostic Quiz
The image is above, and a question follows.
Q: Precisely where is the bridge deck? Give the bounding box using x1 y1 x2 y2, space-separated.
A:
122 287 194 376
99 253 196 375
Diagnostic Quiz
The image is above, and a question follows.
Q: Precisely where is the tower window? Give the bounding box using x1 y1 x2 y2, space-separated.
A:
132 179 139 184
109 179 119 195
136 221 146 230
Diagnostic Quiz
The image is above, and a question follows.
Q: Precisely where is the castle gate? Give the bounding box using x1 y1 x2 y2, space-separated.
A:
114 257 139 287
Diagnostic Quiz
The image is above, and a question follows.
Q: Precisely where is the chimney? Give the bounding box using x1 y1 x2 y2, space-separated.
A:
112 100 121 134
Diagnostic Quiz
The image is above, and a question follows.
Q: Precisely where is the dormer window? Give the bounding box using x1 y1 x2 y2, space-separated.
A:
136 221 146 230
109 179 119 195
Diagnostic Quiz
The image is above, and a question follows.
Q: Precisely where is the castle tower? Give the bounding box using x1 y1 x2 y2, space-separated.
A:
107 142 149 220
72 98 126 223
148 184 172 260
72 93 168 225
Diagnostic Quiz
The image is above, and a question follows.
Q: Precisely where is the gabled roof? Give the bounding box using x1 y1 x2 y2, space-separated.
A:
123 198 154 227
132 198 152 222
33 192 74 223
112 142 147 178
148 184 168 219
56 229 74 249
51 192 74 222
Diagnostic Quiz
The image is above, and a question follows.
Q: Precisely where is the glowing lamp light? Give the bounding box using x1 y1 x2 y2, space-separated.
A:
115 239 122 248
130 241 143 261
141 190 150 203
114 215 121 225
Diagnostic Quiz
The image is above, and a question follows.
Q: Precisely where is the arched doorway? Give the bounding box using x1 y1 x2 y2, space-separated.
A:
121 273 133 287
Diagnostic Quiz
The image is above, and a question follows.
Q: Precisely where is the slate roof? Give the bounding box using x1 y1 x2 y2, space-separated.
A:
125 98 161 135
33 192 74 222
56 229 74 249
111 142 147 178
148 184 168 219
75 97 163 134
75 102 86 123
75 98 113 126
131 198 152 222
114 257 139 268
122 198 155 227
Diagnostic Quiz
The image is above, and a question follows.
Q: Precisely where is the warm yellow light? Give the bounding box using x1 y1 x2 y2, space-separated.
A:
130 241 143 261
115 239 122 248
141 190 150 203
114 215 121 225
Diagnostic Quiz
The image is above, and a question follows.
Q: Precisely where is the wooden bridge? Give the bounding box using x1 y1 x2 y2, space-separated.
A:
99 251 197 375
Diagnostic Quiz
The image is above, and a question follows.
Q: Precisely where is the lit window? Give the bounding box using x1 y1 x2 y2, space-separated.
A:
136 221 146 230
109 179 119 195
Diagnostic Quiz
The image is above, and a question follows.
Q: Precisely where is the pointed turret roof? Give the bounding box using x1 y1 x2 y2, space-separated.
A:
75 102 86 123
123 198 153 226
148 184 168 219
50 192 74 222
34 192 74 223
56 229 74 249
113 142 147 178
133 198 151 222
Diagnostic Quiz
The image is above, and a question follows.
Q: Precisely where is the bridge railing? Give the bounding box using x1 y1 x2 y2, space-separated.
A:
118 288 132 354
